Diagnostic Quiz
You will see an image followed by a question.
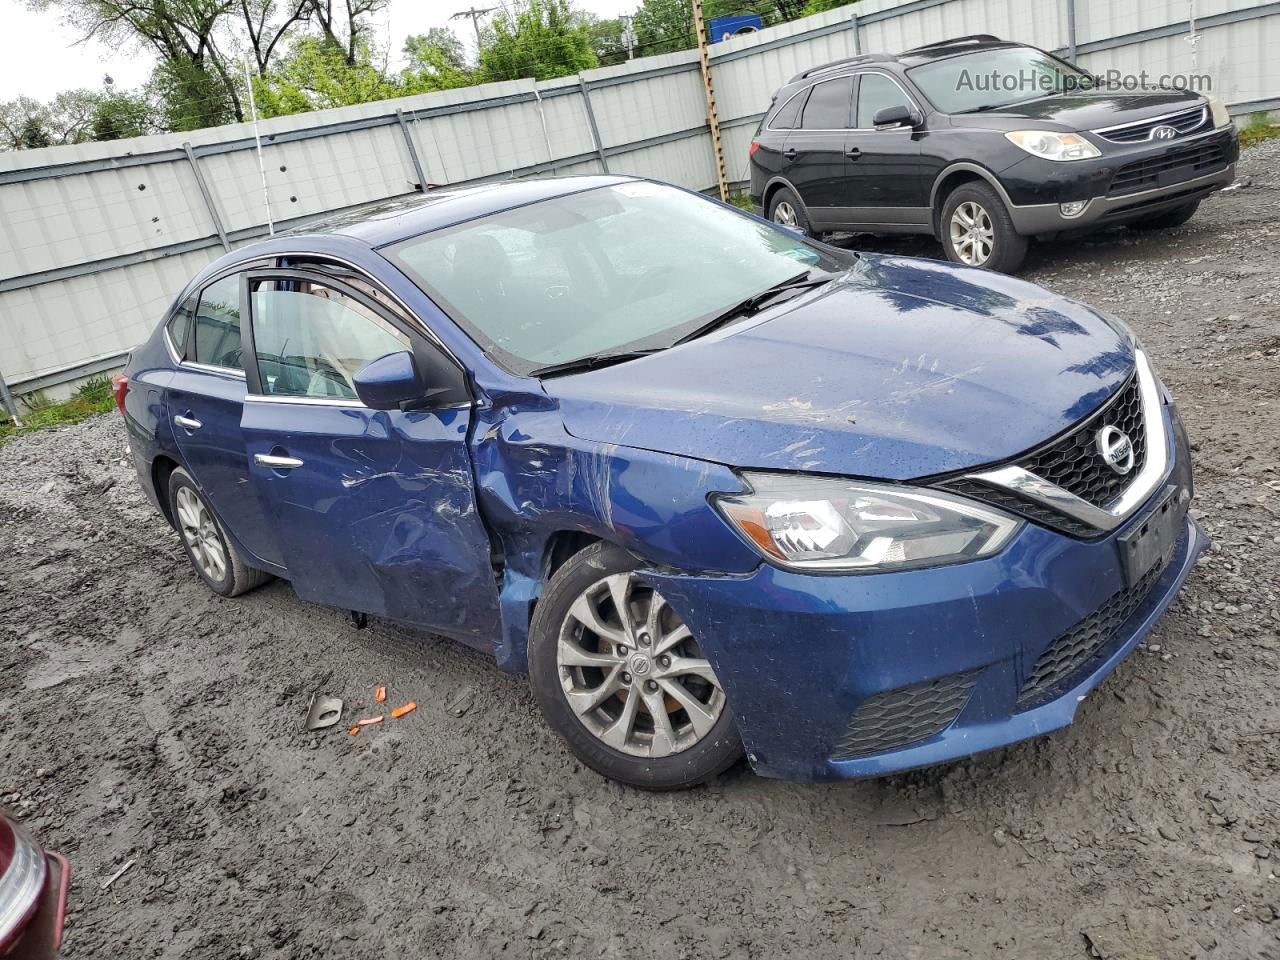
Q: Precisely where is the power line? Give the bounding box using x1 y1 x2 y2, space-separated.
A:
450 6 497 51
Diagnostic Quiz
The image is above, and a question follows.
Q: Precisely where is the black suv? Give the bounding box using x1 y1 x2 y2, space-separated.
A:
749 35 1240 272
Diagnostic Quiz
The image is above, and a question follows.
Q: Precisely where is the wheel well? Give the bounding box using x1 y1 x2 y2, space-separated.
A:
761 180 785 215
930 170 988 236
151 455 179 527
544 531 602 581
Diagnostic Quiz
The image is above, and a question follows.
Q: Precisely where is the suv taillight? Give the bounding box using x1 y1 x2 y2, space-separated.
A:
111 374 129 416
748 141 761 158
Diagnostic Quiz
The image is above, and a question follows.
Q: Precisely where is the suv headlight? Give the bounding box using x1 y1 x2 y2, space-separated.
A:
1005 130 1102 161
713 473 1021 573
1207 95 1231 129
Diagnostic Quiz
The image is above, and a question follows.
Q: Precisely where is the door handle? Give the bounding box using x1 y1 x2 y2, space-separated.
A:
255 453 304 470
173 414 202 431
783 148 797 160
845 147 862 159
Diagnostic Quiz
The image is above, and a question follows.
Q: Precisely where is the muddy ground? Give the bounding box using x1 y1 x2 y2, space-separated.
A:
3 140 1280 960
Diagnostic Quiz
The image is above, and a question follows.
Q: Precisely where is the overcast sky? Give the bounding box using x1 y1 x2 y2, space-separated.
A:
0 0 637 101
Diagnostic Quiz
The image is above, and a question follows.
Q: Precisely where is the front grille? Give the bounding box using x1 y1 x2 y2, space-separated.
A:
830 670 979 759
1095 107 1207 143
1017 373 1146 508
942 477 1100 539
1016 558 1169 708
1109 141 1227 196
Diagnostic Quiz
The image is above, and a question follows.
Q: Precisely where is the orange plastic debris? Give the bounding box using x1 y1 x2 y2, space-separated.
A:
356 715 384 726
348 726 360 736
391 702 417 720
375 686 386 703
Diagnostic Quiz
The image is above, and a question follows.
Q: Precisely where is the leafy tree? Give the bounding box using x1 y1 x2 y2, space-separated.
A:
0 90 101 150
91 91 156 140
575 13 627 66
404 27 467 74
479 0 598 82
254 36 401 115
148 58 237 132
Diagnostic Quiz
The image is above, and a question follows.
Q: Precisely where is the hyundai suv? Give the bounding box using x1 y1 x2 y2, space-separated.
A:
749 35 1239 272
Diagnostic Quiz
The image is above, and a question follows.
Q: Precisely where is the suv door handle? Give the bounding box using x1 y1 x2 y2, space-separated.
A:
255 453 304 470
845 147 862 159
173 414 202 431
782 147 797 160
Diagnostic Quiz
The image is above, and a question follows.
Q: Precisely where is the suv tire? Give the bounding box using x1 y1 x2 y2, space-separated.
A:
940 182 1028 273
168 466 271 598
767 187 814 237
1129 200 1200 231
528 542 743 790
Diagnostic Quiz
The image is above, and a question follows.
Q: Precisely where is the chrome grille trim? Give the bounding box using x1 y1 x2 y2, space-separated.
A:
1093 106 1208 142
965 349 1168 533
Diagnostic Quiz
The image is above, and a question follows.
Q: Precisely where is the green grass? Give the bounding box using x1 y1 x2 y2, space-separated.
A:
0 376 117 447
1240 112 1280 148
727 192 755 211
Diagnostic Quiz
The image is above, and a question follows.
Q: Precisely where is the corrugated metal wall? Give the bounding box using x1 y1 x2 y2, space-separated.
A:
2 0 1276 402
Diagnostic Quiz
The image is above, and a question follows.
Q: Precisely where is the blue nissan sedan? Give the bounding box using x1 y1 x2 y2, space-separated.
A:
116 176 1204 788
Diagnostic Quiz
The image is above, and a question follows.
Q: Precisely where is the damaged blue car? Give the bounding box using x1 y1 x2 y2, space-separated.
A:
116 176 1204 788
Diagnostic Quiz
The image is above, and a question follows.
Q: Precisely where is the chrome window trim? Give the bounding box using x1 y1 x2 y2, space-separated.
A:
243 393 470 411
0 817 48 941
1092 104 1207 138
166 327 248 380
966 349 1169 532
763 86 811 132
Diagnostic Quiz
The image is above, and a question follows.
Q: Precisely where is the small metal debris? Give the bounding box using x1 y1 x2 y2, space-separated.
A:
305 694 344 731
101 858 136 890
448 688 474 718
1221 176 1252 193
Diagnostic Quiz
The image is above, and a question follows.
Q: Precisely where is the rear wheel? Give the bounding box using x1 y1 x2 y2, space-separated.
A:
528 542 743 790
1129 200 1200 231
768 187 813 237
940 182 1027 273
168 467 271 598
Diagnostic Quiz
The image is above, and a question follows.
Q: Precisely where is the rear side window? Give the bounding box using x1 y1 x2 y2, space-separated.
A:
251 279 409 400
167 296 195 358
768 91 806 129
800 77 853 129
857 73 913 128
192 274 243 370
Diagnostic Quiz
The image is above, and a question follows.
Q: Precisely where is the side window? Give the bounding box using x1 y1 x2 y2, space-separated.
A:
167 296 195 359
857 74 912 128
251 279 409 401
800 77 854 130
192 274 243 370
768 91 806 130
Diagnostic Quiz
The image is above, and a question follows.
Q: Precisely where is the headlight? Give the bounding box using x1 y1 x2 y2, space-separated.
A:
713 473 1021 573
1005 130 1102 161
1207 96 1231 129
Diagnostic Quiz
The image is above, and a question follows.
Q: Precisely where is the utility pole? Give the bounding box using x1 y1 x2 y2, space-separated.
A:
243 56 274 236
691 0 729 202
451 6 496 51
621 14 635 60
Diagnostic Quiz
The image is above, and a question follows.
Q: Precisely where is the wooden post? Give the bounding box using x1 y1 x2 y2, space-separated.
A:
691 0 730 202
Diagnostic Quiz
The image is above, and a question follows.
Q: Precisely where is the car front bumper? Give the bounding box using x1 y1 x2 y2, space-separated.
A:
643 403 1204 782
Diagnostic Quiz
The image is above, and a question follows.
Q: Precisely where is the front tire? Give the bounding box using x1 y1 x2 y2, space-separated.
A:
940 182 1028 272
1129 200 1200 231
528 542 743 790
767 186 813 237
168 467 271 598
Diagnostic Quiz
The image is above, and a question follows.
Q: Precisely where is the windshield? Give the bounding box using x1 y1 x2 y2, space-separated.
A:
384 181 837 375
907 46 1093 114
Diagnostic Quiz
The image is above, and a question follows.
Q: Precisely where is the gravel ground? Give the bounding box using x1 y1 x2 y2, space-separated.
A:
2 140 1279 960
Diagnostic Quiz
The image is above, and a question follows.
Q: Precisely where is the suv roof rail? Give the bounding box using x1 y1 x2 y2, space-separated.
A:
788 53 894 83
900 34 1002 56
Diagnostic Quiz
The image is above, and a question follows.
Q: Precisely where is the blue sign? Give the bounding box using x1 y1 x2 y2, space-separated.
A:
708 14 763 43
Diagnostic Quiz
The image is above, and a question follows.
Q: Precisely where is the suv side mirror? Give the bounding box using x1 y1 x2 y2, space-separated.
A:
873 104 917 129
353 351 422 410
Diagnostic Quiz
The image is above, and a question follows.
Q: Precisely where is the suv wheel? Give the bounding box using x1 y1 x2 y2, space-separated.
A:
528 542 743 790
940 182 1027 272
168 467 271 598
1129 200 1200 231
768 187 813 236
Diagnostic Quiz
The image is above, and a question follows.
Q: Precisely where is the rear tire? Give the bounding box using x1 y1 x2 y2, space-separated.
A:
1129 200 1200 231
767 187 814 237
167 467 271 598
940 182 1027 273
528 542 743 790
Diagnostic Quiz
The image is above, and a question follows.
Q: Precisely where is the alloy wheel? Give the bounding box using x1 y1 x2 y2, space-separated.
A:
175 486 227 582
556 573 726 758
772 201 798 227
949 200 995 265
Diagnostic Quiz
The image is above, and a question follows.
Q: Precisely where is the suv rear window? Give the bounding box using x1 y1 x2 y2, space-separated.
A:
800 77 853 129
768 91 806 129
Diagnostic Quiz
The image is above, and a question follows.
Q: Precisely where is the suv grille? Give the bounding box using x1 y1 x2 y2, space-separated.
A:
1016 557 1169 708
1095 106 1207 144
1109 141 1228 196
830 670 979 759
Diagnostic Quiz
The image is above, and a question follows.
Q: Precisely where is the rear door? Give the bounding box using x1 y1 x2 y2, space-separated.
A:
238 267 501 641
783 75 856 226
166 271 285 570
839 72 928 226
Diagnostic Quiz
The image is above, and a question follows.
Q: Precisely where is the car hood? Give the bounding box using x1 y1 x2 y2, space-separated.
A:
960 87 1205 132
546 255 1134 481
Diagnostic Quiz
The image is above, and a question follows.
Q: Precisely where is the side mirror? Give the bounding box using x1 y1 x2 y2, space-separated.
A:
873 104 918 129
353 351 422 410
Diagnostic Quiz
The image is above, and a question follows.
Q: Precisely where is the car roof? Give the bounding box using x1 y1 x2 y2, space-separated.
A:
282 174 635 248
785 36 1025 83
